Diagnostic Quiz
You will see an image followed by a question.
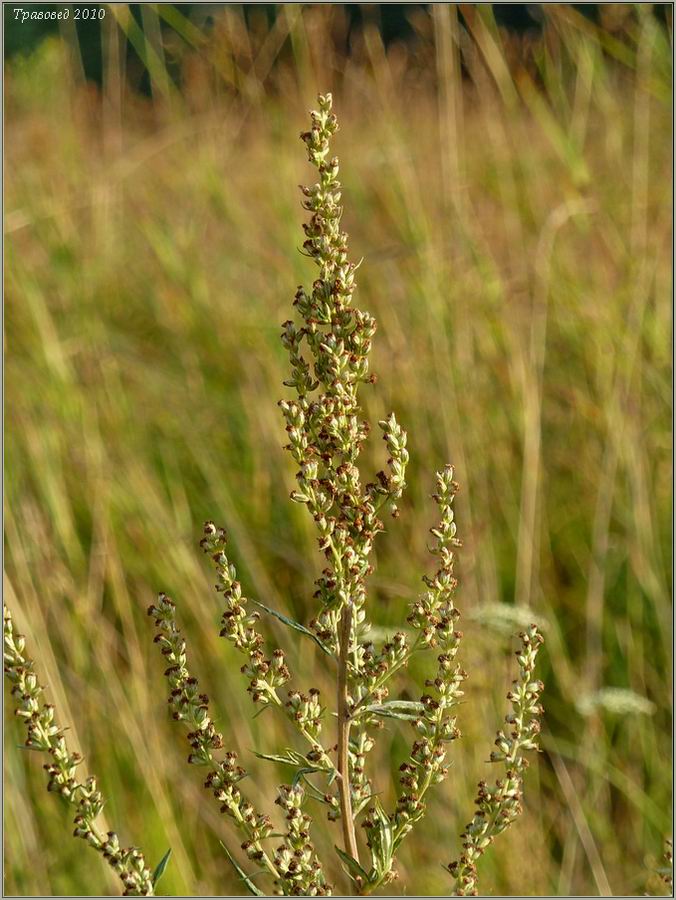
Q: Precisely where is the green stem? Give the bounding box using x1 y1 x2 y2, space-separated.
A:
337 604 360 868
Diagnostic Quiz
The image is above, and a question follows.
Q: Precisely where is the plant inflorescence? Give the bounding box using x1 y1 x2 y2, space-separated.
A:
5 93 544 897
3 606 157 896
659 839 673 892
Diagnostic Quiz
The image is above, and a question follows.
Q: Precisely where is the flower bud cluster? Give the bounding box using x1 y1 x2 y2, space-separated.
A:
148 592 225 765
310 594 368 656
488 625 544 766
350 728 376 814
388 469 465 834
198 522 336 773
280 93 406 647
352 470 466 890
447 625 545 896
286 689 323 741
374 413 409 518
662 839 673 891
200 521 291 705
323 788 341 822
203 751 249 817
395 682 463 821
392 642 464 836
273 784 331 896
98 834 154 897
4 605 154 896
358 631 410 709
148 597 286 884
408 466 461 645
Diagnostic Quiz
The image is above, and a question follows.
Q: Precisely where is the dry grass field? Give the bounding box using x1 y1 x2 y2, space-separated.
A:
4 5 672 896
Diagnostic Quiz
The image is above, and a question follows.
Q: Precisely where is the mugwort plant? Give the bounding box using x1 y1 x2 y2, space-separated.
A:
5 93 544 897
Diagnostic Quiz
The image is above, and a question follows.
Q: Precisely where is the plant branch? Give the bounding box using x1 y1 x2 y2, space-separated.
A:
147 594 285 891
4 605 155 897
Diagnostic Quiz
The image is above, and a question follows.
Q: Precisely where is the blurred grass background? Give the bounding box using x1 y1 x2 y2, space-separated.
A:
3 3 672 896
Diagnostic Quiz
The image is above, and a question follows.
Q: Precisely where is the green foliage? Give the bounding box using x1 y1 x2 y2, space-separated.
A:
152 849 173 889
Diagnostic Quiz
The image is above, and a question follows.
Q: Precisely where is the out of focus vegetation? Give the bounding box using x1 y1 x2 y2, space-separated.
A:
4 4 672 896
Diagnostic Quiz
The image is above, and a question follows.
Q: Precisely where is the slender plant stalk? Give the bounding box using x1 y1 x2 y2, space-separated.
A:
199 521 338 779
147 594 282 881
337 604 359 865
148 591 334 895
447 625 544 896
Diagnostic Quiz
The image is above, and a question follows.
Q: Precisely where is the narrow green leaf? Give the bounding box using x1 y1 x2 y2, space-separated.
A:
362 700 425 721
296 771 331 802
334 846 371 884
372 800 393 866
253 748 307 767
388 700 424 710
353 794 373 817
292 766 322 788
369 710 417 721
220 842 265 897
249 599 333 656
152 848 172 887
253 751 297 765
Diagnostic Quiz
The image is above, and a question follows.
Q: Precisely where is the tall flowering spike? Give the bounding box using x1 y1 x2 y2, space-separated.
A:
142 94 544 897
357 468 465 890
147 594 289 891
280 93 408 649
3 605 155 897
200 522 291 707
281 92 414 877
447 625 545 896
396 467 465 825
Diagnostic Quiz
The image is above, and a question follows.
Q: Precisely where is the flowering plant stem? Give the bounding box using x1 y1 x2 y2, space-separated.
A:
3 605 156 897
337 605 359 865
145 92 544 898
4 92 545 899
